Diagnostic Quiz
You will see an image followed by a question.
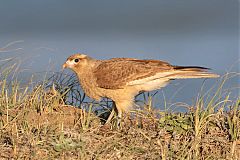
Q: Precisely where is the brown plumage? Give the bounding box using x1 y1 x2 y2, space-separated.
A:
63 53 219 125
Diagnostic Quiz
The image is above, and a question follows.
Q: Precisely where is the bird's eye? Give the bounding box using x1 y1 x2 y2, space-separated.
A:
74 59 79 63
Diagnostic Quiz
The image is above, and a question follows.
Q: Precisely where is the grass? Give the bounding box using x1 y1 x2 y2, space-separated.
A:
0 57 239 159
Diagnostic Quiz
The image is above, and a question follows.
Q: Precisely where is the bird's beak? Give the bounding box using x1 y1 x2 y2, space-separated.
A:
62 63 67 70
62 60 74 71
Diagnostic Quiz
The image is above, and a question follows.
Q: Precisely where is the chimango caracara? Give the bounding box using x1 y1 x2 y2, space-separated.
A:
62 53 219 125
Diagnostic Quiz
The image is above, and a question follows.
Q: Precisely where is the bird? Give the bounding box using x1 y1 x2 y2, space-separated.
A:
62 53 219 126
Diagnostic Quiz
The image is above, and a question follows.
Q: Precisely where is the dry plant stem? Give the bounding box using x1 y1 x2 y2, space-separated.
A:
5 90 8 124
230 140 236 160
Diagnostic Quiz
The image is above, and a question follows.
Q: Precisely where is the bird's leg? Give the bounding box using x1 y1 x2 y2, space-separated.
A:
104 101 122 128
116 110 122 128
105 101 117 124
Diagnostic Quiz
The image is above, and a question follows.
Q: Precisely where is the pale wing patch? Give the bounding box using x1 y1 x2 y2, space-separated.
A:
136 79 170 91
167 71 220 79
126 71 174 86
126 69 218 87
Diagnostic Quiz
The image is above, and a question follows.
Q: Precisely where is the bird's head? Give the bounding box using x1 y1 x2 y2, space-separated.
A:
62 53 92 72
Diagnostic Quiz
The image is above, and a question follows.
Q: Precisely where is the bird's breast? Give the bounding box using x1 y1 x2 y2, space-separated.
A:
77 73 102 101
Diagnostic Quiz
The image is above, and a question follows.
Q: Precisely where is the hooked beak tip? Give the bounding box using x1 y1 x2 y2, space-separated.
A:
62 63 67 70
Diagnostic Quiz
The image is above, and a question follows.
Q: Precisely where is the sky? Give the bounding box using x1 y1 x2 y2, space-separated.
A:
0 0 239 108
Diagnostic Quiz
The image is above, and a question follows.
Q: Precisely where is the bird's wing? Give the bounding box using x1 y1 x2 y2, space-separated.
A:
93 58 174 89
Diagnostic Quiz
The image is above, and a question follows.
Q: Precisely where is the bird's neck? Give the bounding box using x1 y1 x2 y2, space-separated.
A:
75 60 102 100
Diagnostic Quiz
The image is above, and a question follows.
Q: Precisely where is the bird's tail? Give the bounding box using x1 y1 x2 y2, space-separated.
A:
168 66 219 79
